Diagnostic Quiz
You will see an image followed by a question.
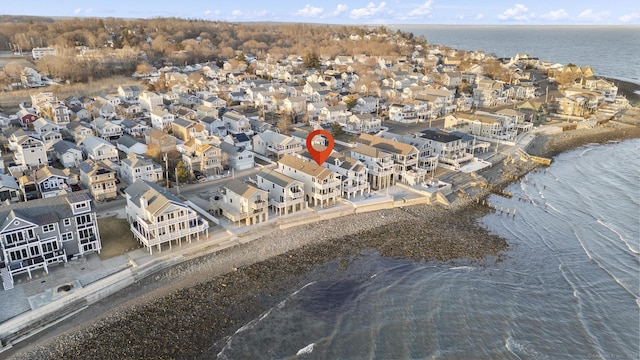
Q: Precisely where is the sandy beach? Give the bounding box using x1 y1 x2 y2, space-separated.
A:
7 124 640 360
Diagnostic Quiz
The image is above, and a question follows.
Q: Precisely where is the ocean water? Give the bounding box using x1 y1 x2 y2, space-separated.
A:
393 25 640 84
211 139 639 359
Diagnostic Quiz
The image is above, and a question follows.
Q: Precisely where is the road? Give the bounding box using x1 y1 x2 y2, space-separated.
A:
95 164 274 214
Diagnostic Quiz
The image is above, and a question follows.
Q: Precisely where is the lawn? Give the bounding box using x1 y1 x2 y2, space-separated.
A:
97 215 142 260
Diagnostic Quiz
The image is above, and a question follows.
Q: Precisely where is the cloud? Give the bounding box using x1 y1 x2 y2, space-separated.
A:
618 12 640 22
295 4 324 18
577 9 610 22
350 2 388 19
407 1 434 17
204 10 221 16
497 4 535 21
230 9 244 18
474 13 485 20
73 8 93 15
328 4 349 17
540 9 569 21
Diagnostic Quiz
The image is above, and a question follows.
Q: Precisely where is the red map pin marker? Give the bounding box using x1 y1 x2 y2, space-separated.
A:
306 129 334 166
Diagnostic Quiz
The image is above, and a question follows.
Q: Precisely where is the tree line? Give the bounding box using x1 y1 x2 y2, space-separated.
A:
0 16 423 87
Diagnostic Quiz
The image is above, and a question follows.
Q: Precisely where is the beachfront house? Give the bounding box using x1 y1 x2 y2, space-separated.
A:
0 192 102 290
213 179 269 226
124 179 209 254
358 133 426 186
277 154 340 208
350 144 395 190
255 169 306 216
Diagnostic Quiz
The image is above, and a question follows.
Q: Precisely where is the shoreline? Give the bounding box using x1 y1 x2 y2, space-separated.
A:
8 124 640 359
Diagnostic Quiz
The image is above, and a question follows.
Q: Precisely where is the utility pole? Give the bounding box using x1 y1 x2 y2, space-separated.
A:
175 167 180 196
163 153 169 189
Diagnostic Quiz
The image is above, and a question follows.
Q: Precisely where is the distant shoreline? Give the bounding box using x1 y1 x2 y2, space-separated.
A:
10 124 640 359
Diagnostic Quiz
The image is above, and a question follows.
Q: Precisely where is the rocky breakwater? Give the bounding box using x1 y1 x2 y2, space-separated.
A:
15 201 506 359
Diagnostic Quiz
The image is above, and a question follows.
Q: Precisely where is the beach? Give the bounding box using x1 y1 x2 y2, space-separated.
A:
7 124 640 360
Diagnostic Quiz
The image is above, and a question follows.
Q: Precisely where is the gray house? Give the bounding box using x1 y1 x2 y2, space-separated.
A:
0 192 102 290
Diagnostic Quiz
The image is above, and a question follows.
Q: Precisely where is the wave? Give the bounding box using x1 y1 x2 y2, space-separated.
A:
296 343 314 355
596 219 639 255
574 230 638 298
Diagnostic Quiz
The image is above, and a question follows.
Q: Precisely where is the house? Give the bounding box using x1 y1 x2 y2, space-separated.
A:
346 114 382 134
255 169 305 216
0 174 20 203
14 136 47 168
350 144 395 190
118 85 144 100
358 133 425 186
171 118 208 142
277 154 340 208
299 151 369 199
116 135 148 155
150 110 175 131
33 118 61 136
139 91 164 112
388 103 418 123
89 98 116 119
419 129 472 170
378 132 439 173
94 117 123 140
222 111 252 135
0 192 102 290
120 153 163 185
252 130 302 160
79 160 118 201
318 104 351 125
223 133 252 151
181 139 223 175
66 121 94 143
52 140 84 168
214 179 268 226
219 142 254 171
34 166 69 198
69 105 91 121
16 109 39 128
124 179 209 254
145 128 177 153
120 119 149 138
81 136 119 162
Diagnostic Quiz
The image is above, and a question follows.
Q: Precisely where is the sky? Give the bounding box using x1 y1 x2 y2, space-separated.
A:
1 1 639 25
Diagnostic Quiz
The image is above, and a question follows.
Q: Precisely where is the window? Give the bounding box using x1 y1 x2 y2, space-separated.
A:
61 232 73 241
76 214 92 226
75 202 87 210
63 219 71 227
42 224 55 233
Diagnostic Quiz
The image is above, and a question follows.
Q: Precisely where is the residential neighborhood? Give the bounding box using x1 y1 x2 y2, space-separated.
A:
0 26 635 302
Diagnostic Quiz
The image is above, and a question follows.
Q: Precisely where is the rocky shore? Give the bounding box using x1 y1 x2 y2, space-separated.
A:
9 124 640 360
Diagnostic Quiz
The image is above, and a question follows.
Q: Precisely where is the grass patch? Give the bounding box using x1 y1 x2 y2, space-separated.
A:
97 215 141 260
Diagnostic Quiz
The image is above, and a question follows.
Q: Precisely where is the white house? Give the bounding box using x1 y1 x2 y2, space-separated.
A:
214 179 268 226
277 154 340 208
252 130 302 160
255 169 306 216
120 153 164 185
220 142 254 171
52 140 84 168
150 110 175 131
81 136 119 162
124 179 209 254
13 136 47 168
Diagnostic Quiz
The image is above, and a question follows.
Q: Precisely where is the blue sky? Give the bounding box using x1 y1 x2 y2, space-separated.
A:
2 1 639 25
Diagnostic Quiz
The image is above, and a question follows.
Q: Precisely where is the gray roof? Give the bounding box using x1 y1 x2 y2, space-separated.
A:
256 169 297 188
52 140 81 154
420 129 462 143
124 179 185 216
0 191 92 229
117 134 144 148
